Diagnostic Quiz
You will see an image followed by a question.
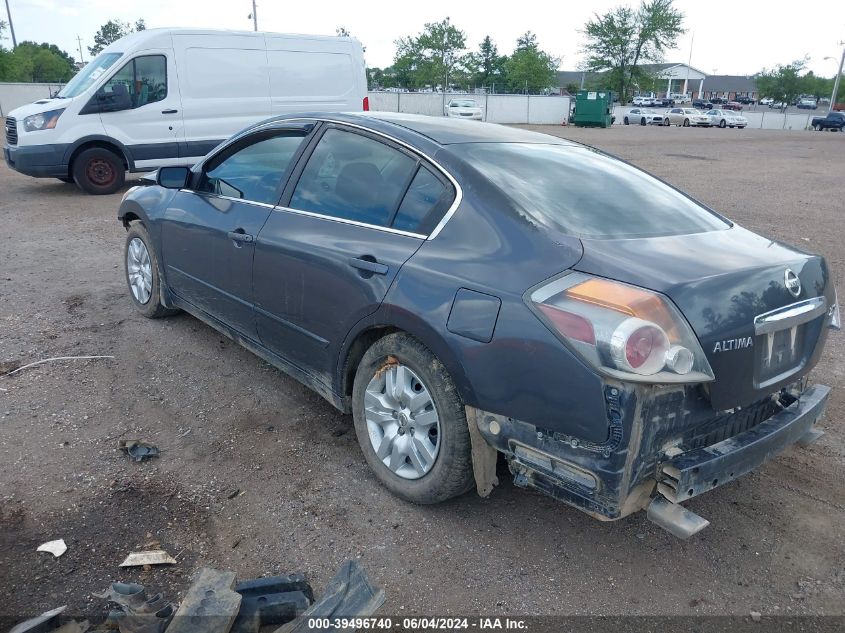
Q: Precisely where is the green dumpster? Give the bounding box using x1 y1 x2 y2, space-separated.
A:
572 90 614 128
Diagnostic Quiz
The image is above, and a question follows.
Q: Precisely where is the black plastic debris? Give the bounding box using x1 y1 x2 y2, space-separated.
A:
274 560 385 633
231 574 314 633
119 440 160 462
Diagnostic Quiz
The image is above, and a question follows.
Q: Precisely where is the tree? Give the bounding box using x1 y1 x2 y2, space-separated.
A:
466 35 507 90
393 18 467 90
504 31 558 93
0 41 75 82
582 0 685 101
89 19 145 56
756 60 807 108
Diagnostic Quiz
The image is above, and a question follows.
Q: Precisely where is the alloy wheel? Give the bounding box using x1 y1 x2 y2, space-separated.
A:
364 363 441 480
127 237 153 304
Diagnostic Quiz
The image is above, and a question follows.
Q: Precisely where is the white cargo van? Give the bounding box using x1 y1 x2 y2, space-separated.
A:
3 28 367 194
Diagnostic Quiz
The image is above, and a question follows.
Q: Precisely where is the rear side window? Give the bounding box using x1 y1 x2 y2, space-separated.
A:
198 133 307 205
453 143 729 239
393 167 453 233
290 128 417 227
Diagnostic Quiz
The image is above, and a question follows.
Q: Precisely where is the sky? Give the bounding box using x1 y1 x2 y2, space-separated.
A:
2 0 844 78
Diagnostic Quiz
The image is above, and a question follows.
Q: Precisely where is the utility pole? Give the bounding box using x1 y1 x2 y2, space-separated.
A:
828 42 845 114
251 0 258 31
4 0 17 48
76 35 85 64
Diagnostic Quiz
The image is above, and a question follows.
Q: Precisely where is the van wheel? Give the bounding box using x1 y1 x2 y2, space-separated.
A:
352 333 474 504
73 147 125 195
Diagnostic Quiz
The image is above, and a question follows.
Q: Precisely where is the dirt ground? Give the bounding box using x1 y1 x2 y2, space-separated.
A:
1 125 844 625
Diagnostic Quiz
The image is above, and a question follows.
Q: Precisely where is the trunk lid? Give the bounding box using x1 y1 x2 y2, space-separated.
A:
574 226 834 410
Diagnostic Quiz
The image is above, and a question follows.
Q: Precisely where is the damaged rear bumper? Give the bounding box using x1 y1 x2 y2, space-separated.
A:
471 382 830 533
657 384 830 503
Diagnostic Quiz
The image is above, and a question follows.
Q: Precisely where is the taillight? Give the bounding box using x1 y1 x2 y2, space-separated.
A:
529 273 714 383
363 96 370 111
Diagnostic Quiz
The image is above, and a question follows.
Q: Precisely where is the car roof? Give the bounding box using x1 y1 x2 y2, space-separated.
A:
252 111 577 148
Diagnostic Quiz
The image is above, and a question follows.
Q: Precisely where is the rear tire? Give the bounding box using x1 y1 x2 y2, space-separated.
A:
72 147 125 195
640 117 646 126
124 221 179 319
663 118 670 126
352 333 474 504
683 118 690 127
719 120 726 128
624 117 629 125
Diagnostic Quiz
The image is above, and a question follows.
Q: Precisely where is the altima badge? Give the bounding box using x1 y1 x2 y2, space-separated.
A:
785 269 801 298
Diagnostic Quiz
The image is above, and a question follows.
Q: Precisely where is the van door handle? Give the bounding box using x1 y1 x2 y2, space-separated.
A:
161 108 178 114
227 230 254 245
349 256 388 275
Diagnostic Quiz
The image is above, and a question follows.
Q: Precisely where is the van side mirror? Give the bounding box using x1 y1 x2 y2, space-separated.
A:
157 166 190 189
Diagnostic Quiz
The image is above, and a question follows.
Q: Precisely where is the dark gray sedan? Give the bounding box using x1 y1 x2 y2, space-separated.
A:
119 113 839 538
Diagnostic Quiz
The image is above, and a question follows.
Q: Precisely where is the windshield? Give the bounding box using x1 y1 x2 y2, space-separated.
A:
451 100 476 107
58 52 122 98
452 143 730 239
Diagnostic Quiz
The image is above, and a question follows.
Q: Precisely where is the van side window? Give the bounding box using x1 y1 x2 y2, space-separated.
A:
99 55 167 111
289 128 417 227
197 133 308 205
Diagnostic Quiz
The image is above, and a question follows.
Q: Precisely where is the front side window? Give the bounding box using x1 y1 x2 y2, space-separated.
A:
197 133 307 205
290 128 417 227
97 55 167 111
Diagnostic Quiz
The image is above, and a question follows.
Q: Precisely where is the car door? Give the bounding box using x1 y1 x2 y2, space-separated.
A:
160 124 314 337
93 53 185 169
252 124 456 382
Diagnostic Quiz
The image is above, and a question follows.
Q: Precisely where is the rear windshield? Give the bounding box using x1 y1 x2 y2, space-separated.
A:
452 143 729 239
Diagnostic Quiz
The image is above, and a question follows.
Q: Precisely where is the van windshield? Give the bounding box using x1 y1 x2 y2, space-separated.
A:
57 52 122 98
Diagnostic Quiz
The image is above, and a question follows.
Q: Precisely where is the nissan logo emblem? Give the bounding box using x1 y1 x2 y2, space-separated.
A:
784 269 801 298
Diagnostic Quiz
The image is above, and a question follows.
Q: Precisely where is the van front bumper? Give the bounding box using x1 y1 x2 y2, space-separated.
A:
4 143 70 178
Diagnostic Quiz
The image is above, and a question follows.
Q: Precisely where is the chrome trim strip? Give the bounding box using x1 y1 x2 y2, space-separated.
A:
272 205 426 239
243 116 464 240
178 189 276 209
754 297 828 335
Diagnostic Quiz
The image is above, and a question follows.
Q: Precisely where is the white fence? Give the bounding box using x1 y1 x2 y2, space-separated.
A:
611 105 819 130
368 91 570 125
0 83 64 117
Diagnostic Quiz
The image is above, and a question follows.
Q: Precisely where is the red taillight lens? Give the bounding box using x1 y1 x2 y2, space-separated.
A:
610 319 670 375
537 304 595 345
362 96 370 111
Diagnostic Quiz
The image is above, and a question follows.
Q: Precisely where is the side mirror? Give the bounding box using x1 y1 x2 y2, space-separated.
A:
157 166 190 189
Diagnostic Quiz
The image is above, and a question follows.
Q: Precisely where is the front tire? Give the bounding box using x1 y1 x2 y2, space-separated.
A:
683 118 690 127
640 117 646 126
352 333 474 504
624 117 629 125
124 221 178 319
73 147 125 195
719 119 727 128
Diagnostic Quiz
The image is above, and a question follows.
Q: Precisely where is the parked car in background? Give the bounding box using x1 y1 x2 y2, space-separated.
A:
770 101 787 110
632 96 656 107
445 99 483 120
704 109 748 128
623 108 668 126
722 102 743 111
117 112 838 539
670 93 690 103
666 107 711 127
760 97 774 106
811 111 845 131
735 96 756 105
798 98 818 110
692 98 713 110
710 97 726 105
2 28 368 195
655 97 675 108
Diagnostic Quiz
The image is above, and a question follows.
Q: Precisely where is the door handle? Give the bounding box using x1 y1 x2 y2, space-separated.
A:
227 230 254 245
349 256 388 275
161 108 179 114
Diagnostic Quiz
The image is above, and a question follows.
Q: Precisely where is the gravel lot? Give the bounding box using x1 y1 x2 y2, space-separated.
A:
1 124 843 625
